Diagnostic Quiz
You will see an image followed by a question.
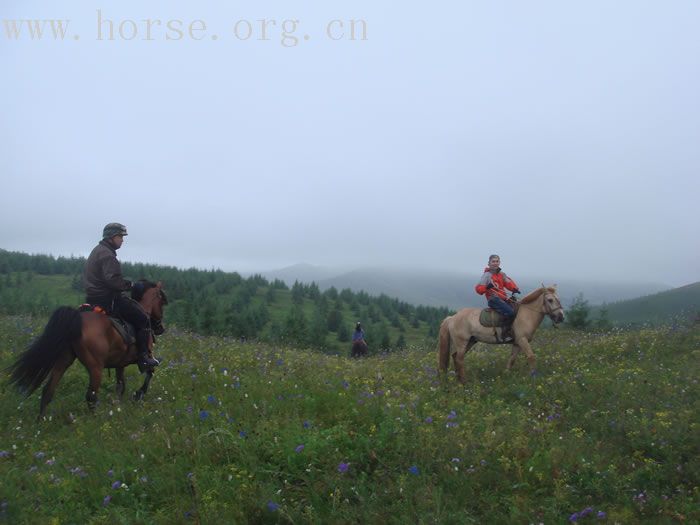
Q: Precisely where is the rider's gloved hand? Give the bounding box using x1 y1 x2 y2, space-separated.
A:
486 283 495 290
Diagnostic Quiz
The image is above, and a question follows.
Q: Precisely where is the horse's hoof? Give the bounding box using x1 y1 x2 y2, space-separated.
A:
133 391 144 401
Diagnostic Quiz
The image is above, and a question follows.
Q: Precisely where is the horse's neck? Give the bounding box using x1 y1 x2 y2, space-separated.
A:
138 294 153 316
517 296 545 330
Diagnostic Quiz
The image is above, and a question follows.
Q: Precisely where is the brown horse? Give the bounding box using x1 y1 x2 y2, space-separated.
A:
7 281 167 417
438 286 564 383
351 341 368 358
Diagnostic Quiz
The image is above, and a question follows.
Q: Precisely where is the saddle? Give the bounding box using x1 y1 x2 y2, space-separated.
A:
78 304 135 346
479 302 519 327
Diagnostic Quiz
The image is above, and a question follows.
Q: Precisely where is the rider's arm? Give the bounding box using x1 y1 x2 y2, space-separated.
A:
100 255 132 292
502 273 519 293
475 273 491 295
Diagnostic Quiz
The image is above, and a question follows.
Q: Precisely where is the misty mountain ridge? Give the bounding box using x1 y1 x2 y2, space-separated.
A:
259 263 671 309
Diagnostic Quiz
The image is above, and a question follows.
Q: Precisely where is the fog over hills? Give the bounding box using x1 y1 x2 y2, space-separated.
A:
259 264 671 310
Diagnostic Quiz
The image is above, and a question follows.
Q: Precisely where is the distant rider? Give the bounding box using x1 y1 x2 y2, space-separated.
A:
475 254 521 341
351 322 368 357
83 223 159 369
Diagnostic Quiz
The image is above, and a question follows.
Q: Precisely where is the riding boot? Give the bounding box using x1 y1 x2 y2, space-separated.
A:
136 328 159 372
501 324 515 343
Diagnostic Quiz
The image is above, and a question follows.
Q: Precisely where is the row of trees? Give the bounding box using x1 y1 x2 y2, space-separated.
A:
566 293 612 331
0 249 449 352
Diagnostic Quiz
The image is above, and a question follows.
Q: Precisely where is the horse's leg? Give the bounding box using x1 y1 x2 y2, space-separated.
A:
515 337 537 375
115 367 126 400
453 338 478 384
39 350 76 419
85 366 103 411
506 344 521 371
134 370 153 401
452 349 466 384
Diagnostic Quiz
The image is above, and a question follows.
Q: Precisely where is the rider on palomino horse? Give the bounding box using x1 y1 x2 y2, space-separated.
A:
475 254 521 343
83 223 159 370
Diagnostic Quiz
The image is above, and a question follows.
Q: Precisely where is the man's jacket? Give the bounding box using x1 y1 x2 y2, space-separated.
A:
83 240 131 298
475 267 519 301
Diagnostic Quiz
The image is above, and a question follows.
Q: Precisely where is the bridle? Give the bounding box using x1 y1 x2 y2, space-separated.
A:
518 288 564 323
541 290 564 323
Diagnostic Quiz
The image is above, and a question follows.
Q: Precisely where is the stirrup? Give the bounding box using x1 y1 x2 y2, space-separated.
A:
137 356 159 373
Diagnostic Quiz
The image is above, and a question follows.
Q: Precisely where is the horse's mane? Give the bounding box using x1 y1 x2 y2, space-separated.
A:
520 286 557 304
130 279 159 302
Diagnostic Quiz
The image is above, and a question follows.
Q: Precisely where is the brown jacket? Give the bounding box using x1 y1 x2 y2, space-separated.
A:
83 240 131 298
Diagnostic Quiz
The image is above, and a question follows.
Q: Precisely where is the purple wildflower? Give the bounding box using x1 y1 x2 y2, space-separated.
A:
424 417 433 423
199 410 209 421
597 510 606 519
0 451 10 458
111 481 122 490
408 465 420 475
107 469 114 477
338 462 349 473
207 395 217 404
34 452 45 459
447 410 457 420
295 444 305 453
569 512 579 522
239 430 247 438
45 459 55 466
267 500 279 512
303 420 311 429
102 495 112 507
580 507 593 517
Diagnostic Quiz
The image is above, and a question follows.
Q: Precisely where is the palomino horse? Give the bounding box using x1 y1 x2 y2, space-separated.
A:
7 281 167 417
438 287 564 383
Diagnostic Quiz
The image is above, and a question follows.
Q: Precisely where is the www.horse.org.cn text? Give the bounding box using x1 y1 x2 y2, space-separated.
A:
1 11 369 47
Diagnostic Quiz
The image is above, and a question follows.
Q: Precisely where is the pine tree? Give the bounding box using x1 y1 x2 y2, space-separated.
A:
567 293 591 330
395 333 406 350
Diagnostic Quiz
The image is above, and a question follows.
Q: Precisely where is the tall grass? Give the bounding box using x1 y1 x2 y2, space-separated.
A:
0 316 697 524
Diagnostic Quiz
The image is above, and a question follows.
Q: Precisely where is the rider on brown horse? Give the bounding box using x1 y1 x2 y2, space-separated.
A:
83 223 159 370
475 254 521 342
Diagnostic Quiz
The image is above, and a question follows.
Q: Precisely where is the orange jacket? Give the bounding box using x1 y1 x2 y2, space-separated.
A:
475 267 519 301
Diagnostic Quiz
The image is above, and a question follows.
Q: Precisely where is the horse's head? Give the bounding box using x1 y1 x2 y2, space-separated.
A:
541 286 565 324
132 280 168 334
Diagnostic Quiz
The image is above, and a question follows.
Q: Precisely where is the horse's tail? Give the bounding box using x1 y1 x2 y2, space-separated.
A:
438 317 451 373
6 306 82 395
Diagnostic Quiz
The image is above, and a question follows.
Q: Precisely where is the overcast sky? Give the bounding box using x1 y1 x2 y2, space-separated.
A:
1 0 698 287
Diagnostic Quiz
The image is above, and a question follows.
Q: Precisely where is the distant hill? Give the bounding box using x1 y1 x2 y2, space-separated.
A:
593 282 700 326
261 264 670 310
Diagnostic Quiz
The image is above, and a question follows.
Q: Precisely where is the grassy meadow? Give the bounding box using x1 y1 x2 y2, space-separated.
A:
0 315 698 524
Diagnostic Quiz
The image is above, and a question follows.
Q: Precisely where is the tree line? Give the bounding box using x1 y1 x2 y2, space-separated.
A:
0 249 450 353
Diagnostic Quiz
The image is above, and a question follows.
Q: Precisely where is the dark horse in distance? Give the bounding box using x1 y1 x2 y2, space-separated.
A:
7 281 167 417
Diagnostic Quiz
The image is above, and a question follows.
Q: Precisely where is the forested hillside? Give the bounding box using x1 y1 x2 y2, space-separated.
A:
0 249 449 354
592 282 700 326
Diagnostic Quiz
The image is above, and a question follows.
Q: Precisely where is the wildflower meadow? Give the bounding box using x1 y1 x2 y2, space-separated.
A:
0 316 698 524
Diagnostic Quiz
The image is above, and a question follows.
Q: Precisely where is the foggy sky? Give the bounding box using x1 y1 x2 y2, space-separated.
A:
1 0 699 288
